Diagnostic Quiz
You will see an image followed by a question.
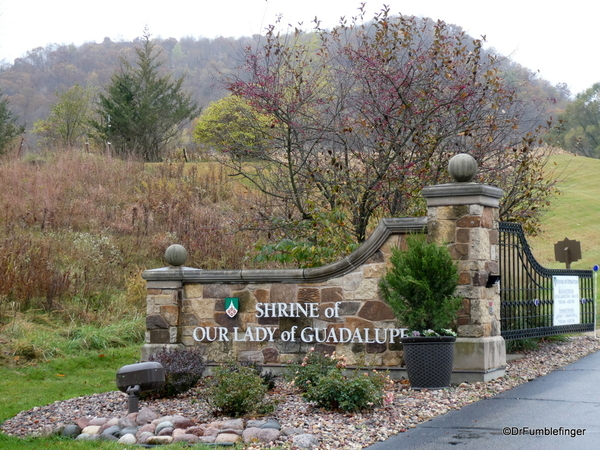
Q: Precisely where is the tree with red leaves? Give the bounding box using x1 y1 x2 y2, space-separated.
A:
219 6 556 258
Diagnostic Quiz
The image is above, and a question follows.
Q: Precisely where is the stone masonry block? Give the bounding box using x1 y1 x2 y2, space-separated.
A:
190 299 215 320
354 279 379 300
357 301 395 321
456 228 470 243
270 284 297 302
147 314 169 329
485 261 499 275
481 207 494 228
489 229 499 244
458 272 471 285
469 204 484 215
149 329 170 344
297 287 320 303
203 284 233 298
160 305 179 326
449 243 469 260
153 294 177 307
342 272 364 291
362 263 386 279
169 327 178 343
254 289 270 303
184 284 203 299
429 220 456 244
456 216 482 228
434 204 470 220
180 313 199 327
321 287 343 303
470 227 491 259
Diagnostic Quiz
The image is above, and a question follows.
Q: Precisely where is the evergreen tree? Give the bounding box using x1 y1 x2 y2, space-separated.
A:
0 89 24 155
93 30 201 161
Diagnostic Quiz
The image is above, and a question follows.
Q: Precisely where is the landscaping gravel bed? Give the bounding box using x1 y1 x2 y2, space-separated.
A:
2 335 599 449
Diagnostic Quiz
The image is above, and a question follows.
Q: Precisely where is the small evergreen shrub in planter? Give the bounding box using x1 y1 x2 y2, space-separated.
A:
146 347 206 398
379 236 462 389
379 236 462 336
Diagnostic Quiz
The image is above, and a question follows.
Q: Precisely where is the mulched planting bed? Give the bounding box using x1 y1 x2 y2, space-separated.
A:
2 335 599 449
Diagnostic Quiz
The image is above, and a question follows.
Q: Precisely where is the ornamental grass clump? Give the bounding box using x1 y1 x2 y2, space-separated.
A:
379 236 462 337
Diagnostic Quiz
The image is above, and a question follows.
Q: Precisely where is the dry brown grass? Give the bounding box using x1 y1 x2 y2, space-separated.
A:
0 150 262 316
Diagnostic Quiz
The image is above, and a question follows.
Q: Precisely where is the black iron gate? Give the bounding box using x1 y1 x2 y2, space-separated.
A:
499 222 595 340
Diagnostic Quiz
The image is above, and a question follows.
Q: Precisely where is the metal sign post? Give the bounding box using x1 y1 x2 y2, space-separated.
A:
594 265 599 339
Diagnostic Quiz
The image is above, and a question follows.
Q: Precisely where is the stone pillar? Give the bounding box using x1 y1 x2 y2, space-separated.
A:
140 245 186 361
422 154 506 382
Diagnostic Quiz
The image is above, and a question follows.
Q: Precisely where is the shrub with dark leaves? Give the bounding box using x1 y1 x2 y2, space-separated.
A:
146 347 206 398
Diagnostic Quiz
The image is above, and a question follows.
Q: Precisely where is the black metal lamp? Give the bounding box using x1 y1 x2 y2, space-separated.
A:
486 274 501 288
116 362 165 413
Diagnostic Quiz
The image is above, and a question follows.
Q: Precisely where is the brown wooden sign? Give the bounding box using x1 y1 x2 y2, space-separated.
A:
554 238 582 269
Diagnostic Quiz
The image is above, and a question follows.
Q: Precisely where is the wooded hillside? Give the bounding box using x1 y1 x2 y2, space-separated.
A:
0 24 571 152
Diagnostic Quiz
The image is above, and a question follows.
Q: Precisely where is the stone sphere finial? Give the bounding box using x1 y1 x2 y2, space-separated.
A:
165 244 188 267
448 153 478 182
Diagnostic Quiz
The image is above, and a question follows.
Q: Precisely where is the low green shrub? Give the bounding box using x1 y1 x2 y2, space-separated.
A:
207 363 273 417
287 348 393 412
286 348 345 392
303 369 390 412
237 360 276 390
146 347 206 398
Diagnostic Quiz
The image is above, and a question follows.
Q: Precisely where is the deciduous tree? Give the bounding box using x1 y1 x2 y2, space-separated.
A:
33 84 95 149
193 94 271 158
550 82 600 158
221 6 556 250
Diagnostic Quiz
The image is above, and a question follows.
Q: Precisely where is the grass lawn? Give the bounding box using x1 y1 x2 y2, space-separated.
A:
528 154 600 270
0 343 235 449
0 346 139 422
0 346 140 449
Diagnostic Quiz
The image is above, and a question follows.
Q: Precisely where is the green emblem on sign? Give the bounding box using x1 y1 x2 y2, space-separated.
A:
225 297 239 318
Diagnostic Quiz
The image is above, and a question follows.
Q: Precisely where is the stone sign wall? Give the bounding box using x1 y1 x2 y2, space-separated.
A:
142 218 427 367
142 154 508 382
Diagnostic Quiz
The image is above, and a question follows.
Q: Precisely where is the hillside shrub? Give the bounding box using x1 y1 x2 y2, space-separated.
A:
147 347 206 398
236 360 276 390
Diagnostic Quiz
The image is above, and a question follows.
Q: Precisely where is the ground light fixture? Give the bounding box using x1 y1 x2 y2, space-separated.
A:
116 362 165 413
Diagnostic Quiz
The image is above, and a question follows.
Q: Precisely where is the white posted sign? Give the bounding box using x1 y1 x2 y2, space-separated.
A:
552 276 580 326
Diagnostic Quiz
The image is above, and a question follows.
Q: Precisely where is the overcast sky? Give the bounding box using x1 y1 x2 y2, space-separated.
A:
0 0 597 95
